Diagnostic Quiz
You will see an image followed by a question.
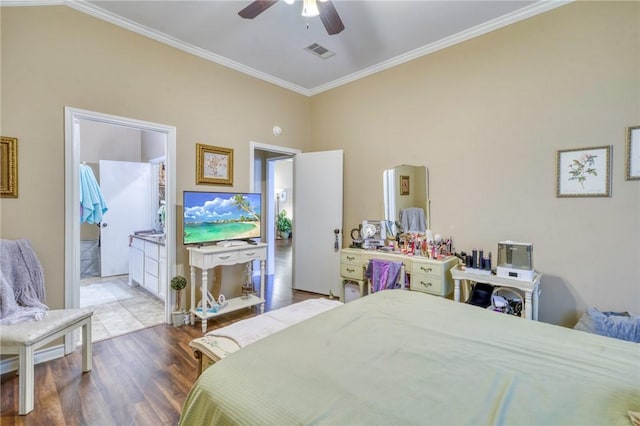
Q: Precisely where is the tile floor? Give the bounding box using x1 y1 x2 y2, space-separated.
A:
80 275 165 342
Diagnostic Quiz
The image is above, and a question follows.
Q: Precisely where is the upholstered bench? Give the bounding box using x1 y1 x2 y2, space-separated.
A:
0 308 93 415
190 298 342 376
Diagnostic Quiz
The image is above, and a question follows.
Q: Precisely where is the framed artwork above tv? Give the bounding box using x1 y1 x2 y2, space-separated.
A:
196 143 233 185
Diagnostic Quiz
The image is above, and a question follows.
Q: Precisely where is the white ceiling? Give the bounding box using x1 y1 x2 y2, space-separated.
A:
63 0 569 96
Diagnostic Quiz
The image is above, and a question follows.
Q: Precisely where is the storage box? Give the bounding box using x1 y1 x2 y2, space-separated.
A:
496 241 534 281
344 282 364 303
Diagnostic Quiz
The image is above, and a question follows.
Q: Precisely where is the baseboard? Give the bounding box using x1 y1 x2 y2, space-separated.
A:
0 344 65 375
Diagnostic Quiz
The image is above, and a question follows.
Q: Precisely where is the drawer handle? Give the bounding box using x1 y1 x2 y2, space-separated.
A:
420 281 433 287
420 266 433 273
346 268 355 273
219 255 231 260
244 252 255 256
347 256 355 261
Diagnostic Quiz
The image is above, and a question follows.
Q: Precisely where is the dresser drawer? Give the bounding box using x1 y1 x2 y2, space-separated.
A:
341 263 364 280
341 252 362 265
412 261 442 278
411 273 443 295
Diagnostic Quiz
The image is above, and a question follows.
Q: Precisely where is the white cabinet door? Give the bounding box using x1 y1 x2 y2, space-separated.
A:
129 245 144 286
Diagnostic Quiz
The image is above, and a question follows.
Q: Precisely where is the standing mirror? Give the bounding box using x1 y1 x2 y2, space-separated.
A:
383 165 429 236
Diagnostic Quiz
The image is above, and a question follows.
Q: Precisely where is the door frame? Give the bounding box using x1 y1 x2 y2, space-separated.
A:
64 107 176 351
249 142 300 276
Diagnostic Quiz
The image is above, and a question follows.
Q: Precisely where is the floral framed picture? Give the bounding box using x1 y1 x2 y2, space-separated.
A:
400 175 410 195
196 143 233 186
556 145 611 197
625 125 640 180
1 136 18 198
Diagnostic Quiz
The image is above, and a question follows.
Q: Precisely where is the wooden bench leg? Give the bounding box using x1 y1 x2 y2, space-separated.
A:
18 344 35 415
82 319 92 372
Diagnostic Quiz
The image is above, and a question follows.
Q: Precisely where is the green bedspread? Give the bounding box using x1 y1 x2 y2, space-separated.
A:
180 290 640 425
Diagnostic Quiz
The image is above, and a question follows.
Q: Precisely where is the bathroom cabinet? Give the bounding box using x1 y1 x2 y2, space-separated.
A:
129 235 166 301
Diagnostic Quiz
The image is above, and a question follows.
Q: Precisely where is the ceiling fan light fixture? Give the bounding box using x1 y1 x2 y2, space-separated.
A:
283 0 295 5
301 0 319 17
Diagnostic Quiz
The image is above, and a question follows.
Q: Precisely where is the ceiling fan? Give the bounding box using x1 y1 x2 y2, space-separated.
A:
238 0 345 35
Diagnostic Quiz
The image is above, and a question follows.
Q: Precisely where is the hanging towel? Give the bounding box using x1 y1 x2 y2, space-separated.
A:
366 259 403 293
399 207 426 232
0 239 48 324
79 164 108 224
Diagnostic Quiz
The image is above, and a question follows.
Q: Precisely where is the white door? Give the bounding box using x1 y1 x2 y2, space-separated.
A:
99 160 153 277
293 150 343 296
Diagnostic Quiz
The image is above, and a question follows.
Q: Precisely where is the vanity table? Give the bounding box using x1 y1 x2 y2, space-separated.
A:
450 265 542 321
187 243 266 333
340 248 459 300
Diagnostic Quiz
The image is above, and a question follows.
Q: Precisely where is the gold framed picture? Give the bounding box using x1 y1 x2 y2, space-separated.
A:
400 175 410 195
556 145 611 198
626 125 640 181
196 143 233 186
1 136 18 198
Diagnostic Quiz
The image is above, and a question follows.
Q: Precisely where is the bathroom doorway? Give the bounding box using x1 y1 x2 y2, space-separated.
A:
64 108 176 348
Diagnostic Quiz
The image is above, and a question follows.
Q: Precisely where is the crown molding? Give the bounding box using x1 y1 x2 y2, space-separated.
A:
5 0 572 97
307 0 573 95
62 0 312 95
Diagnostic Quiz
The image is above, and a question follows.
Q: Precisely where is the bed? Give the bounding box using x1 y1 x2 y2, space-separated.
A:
179 290 640 425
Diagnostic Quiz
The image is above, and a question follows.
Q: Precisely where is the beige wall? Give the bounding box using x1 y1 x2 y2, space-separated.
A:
0 6 309 309
310 1 640 326
1 2 638 327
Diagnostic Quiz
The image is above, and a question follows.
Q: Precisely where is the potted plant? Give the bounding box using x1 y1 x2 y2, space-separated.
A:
277 209 292 239
170 275 187 327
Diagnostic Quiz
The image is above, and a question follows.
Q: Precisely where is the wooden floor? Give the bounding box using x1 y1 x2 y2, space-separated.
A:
1 239 323 425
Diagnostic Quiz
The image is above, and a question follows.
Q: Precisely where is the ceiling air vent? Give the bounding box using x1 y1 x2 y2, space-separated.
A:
305 42 335 59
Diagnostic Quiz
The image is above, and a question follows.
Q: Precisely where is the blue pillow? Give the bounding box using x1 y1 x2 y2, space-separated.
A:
574 307 640 343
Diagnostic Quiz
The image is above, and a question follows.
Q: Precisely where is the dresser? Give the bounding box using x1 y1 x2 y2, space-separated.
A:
340 248 459 301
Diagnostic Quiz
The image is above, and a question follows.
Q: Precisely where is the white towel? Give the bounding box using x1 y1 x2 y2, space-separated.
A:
400 207 426 232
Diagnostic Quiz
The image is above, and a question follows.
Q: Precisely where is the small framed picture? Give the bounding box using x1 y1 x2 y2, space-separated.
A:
400 175 410 195
1 136 18 198
556 145 611 197
626 125 640 180
196 143 233 185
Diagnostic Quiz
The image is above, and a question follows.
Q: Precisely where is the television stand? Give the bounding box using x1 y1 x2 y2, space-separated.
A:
187 243 267 332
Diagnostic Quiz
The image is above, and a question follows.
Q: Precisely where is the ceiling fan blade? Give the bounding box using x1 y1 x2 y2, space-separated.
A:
238 0 279 19
318 1 345 35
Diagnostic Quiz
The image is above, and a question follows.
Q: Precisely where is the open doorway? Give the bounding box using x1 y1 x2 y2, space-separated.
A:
64 108 176 348
250 142 299 309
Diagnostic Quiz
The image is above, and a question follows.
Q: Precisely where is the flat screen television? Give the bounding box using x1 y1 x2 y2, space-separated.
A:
183 191 262 246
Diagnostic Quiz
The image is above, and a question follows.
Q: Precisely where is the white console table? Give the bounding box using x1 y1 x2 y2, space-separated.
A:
187 243 266 333
450 265 542 321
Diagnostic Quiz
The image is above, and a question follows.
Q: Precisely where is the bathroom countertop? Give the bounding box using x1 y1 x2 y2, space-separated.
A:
130 233 165 246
